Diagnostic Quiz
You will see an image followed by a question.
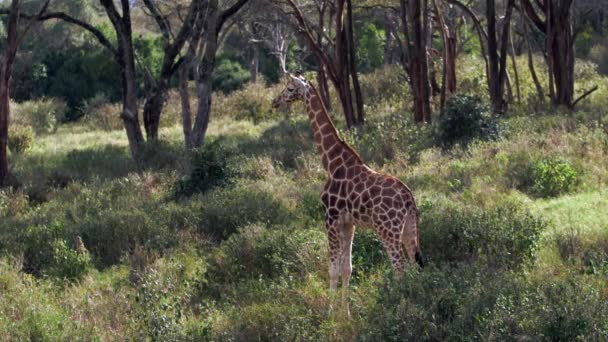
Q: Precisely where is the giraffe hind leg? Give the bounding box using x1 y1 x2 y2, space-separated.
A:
402 217 424 269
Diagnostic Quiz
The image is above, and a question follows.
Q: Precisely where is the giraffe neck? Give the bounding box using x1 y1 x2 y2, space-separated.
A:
303 85 363 175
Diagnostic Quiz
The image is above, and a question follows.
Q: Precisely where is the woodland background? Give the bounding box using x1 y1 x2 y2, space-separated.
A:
0 0 608 340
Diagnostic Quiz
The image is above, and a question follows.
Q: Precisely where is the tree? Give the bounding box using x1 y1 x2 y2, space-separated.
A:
140 0 205 141
433 0 457 108
284 0 365 128
521 0 581 108
179 0 251 149
399 0 432 123
0 0 48 187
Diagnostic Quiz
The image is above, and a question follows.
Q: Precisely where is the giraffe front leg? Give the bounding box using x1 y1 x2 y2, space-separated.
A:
340 221 355 318
326 218 341 314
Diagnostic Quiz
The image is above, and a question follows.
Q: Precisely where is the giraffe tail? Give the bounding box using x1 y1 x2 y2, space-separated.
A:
415 207 424 269
415 249 425 269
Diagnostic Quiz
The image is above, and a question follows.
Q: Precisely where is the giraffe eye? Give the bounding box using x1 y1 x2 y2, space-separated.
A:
287 87 294 91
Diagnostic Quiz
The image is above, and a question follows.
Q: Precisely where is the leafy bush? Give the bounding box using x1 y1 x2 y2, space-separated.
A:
359 65 409 105
437 95 503 148
196 186 292 240
11 98 66 134
213 81 279 123
356 23 384 72
420 198 545 269
8 125 34 154
359 267 608 341
20 223 90 281
212 58 251 93
530 157 578 198
81 93 123 131
206 225 325 287
176 140 238 196
343 112 433 164
351 229 387 280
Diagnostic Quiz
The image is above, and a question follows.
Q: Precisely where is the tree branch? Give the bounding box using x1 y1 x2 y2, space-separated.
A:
218 0 250 32
0 8 117 55
572 85 598 107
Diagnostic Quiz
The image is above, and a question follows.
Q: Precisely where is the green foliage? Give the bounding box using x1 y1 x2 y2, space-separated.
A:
356 23 384 72
11 98 66 134
20 223 90 281
351 230 387 280
437 95 503 148
420 199 545 269
359 267 608 341
176 140 238 196
212 58 251 93
8 125 34 154
196 186 292 240
343 112 434 164
134 268 185 341
530 157 579 198
359 65 409 105
205 225 325 288
214 81 279 123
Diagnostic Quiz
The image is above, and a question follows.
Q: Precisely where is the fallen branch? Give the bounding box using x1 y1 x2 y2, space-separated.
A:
572 85 598 108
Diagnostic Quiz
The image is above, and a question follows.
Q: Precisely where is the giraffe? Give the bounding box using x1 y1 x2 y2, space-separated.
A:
272 74 424 313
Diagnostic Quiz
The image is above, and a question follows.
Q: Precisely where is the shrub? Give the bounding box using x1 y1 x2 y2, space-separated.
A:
436 95 503 148
8 125 34 154
530 157 578 198
11 98 66 134
351 229 387 280
20 223 90 281
81 94 123 131
176 140 238 196
196 186 292 240
214 81 279 123
206 225 325 288
212 58 251 93
359 267 608 341
420 198 545 269
343 112 433 164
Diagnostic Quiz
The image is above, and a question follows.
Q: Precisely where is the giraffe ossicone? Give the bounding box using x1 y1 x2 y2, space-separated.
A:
272 74 424 314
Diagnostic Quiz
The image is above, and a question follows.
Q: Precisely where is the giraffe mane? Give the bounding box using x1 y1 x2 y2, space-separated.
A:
306 82 365 165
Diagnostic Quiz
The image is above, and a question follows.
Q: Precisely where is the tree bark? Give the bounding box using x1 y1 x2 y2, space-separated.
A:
0 0 20 187
100 0 145 159
402 0 432 123
433 0 457 108
141 0 203 141
285 0 364 128
521 0 575 107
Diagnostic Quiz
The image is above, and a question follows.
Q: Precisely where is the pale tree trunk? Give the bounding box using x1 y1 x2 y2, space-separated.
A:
433 0 457 108
101 0 145 159
190 0 220 149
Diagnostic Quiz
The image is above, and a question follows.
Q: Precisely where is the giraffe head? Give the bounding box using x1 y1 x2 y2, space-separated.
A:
271 73 309 109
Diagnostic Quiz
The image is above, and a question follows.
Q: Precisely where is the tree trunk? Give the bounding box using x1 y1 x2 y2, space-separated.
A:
0 0 20 187
405 0 432 123
433 0 456 109
190 0 219 148
100 0 144 159
346 0 364 125
523 18 544 104
521 0 575 108
548 1 574 107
